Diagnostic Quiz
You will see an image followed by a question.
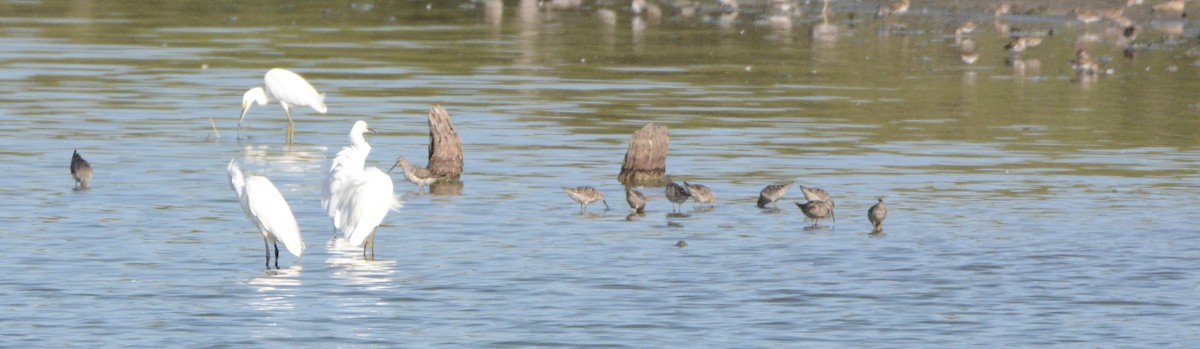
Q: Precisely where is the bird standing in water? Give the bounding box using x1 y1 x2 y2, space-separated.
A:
239 68 328 144
625 186 646 214
868 197 888 232
684 181 716 208
70 149 92 190
227 160 305 269
757 182 793 208
796 200 834 227
564 186 609 213
388 156 443 192
665 179 692 212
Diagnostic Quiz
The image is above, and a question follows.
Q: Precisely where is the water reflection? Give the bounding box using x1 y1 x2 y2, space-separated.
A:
325 238 397 290
247 265 303 312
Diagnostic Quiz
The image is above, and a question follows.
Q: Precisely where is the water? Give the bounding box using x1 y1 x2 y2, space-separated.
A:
2 0 1199 347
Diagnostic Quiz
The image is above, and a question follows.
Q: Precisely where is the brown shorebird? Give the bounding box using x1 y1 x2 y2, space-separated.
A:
387 156 443 192
1152 0 1185 13
665 179 691 212
796 200 834 227
800 186 834 206
683 181 716 208
564 186 608 213
625 186 646 213
868 197 888 232
71 149 92 189
954 21 978 36
875 0 909 18
1071 49 1099 76
1004 36 1042 53
757 181 793 208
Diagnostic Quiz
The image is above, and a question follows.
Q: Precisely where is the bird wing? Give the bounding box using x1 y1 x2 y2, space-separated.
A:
244 176 305 257
263 68 326 112
341 168 401 247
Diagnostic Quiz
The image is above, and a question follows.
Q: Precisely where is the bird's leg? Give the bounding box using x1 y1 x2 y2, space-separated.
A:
263 237 271 269
274 243 281 269
370 228 377 260
283 106 295 144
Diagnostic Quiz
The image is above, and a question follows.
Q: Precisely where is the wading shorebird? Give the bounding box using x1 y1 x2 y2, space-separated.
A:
875 0 909 18
625 186 646 214
1004 36 1043 53
868 197 888 232
683 181 716 208
796 200 834 227
1071 49 1099 76
71 149 92 190
757 181 793 208
388 156 444 192
665 179 692 213
564 186 609 213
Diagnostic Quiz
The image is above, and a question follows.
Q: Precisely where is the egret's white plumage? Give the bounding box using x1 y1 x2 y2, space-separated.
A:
321 121 375 236
227 160 305 269
340 167 401 249
239 68 327 143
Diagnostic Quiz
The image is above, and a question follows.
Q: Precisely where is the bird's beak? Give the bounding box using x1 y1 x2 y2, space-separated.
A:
602 200 610 210
366 127 378 135
387 162 398 174
238 103 250 128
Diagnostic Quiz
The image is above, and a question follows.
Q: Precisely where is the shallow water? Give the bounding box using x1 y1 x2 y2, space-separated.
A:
2 0 1199 347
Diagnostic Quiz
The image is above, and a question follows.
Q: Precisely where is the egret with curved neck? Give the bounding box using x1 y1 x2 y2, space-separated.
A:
239 68 327 144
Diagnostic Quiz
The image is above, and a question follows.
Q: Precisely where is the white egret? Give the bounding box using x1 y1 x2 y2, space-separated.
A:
339 167 401 260
239 68 328 143
322 121 376 237
227 159 305 269
71 149 92 189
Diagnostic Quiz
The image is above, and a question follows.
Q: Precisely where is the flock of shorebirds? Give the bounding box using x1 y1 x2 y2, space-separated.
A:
563 181 888 232
68 0 1187 268
870 0 1185 79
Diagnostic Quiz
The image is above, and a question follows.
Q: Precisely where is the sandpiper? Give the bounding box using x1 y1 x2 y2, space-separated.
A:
868 197 888 232
800 186 836 222
875 0 909 18
1152 0 1185 13
757 181 793 208
683 181 715 208
625 186 646 213
564 186 608 213
665 179 692 212
387 156 442 192
796 200 834 227
954 21 978 35
71 149 92 189
1071 49 1099 76
1004 36 1042 53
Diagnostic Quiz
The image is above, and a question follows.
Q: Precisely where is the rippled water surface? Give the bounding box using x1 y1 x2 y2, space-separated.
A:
2 0 1199 347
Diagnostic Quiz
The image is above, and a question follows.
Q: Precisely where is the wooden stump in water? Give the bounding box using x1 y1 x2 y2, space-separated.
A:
618 123 669 186
426 105 463 181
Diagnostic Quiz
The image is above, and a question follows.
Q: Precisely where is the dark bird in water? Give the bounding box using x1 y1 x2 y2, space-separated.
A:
868 197 888 232
71 149 92 189
665 178 691 212
757 182 793 208
625 186 646 214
